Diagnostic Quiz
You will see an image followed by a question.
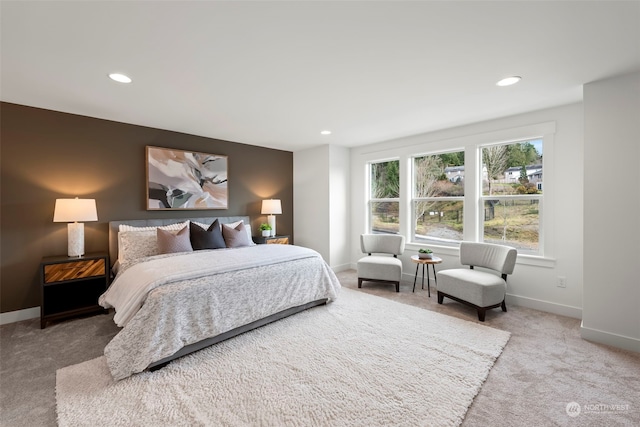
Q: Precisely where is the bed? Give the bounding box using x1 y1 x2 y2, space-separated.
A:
100 216 341 380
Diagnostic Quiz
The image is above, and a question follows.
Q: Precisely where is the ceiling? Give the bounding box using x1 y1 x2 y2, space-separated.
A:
2 1 639 152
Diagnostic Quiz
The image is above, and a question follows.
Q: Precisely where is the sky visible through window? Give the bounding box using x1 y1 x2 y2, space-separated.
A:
531 139 543 156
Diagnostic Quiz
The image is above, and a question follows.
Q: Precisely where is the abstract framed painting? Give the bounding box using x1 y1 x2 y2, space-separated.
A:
146 146 228 210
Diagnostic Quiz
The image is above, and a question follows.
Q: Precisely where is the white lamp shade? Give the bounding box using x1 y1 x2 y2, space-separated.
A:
53 198 98 222
261 199 282 215
53 198 97 257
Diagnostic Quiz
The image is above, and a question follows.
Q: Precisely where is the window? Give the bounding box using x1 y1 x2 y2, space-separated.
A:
369 160 399 234
481 139 543 254
412 151 464 244
360 121 554 261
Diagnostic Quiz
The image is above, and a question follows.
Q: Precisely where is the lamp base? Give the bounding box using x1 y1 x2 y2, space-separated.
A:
67 222 85 257
267 215 276 237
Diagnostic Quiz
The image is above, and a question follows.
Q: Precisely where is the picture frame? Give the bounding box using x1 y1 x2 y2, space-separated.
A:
146 146 228 210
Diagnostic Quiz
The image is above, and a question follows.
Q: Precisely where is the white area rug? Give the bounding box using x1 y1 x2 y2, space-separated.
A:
56 288 510 427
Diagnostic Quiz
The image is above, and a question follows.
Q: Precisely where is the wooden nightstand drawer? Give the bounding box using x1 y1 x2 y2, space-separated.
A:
43 258 106 283
266 236 289 245
253 235 290 245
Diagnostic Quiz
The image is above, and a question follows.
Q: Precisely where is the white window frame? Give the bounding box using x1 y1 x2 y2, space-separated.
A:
411 150 465 246
356 121 556 266
478 139 545 257
367 159 400 234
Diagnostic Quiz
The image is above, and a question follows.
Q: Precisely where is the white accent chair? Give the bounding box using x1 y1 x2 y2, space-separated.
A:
437 242 517 321
357 234 405 292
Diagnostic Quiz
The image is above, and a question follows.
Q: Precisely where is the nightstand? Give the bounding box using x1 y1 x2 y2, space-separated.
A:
40 252 109 329
253 235 290 245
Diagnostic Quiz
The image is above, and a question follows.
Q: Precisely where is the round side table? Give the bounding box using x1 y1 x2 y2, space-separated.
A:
410 255 443 297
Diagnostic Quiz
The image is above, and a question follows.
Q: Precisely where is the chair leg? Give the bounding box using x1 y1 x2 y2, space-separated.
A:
358 278 362 288
501 299 507 312
437 292 444 304
477 308 486 322
395 282 399 293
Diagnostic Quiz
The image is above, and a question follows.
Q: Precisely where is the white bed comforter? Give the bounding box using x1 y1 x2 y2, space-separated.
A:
100 244 323 327
100 245 341 380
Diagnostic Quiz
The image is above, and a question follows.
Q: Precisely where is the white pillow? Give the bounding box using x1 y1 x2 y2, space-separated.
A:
117 221 190 264
119 221 189 232
193 220 255 246
118 230 158 265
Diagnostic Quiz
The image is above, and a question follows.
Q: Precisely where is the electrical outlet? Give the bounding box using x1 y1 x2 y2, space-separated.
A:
557 276 567 288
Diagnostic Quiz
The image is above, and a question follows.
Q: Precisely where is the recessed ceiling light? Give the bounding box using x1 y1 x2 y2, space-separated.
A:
320 130 332 135
109 73 132 83
496 76 521 87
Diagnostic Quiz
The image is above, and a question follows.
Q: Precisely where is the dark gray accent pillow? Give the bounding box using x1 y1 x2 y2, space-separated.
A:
190 219 226 250
222 221 252 248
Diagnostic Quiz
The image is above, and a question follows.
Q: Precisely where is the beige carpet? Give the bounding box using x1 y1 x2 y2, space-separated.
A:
56 288 510 427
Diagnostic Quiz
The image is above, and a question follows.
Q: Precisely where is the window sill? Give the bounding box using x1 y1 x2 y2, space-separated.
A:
406 242 459 257
407 242 556 268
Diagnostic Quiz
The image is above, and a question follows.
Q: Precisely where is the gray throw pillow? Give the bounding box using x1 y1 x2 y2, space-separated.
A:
157 225 193 254
190 219 226 250
222 221 252 248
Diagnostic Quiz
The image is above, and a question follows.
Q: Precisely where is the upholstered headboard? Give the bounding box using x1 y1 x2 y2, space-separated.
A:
108 216 250 267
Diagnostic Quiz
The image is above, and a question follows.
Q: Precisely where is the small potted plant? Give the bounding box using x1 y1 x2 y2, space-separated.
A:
260 223 272 237
418 248 433 259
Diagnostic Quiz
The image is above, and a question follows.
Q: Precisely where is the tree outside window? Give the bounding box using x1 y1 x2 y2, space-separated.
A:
369 160 399 234
413 151 464 244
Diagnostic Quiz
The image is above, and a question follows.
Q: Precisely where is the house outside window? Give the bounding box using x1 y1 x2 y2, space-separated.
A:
369 159 400 234
412 151 465 244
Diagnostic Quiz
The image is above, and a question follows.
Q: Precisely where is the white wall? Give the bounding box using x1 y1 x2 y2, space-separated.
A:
294 144 351 270
329 145 351 270
295 78 639 353
294 145 331 260
350 103 585 319
582 71 640 352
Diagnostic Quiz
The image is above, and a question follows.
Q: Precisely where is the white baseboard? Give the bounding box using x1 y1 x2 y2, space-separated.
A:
505 294 582 319
331 263 352 273
0 307 40 325
340 269 584 319
580 323 640 353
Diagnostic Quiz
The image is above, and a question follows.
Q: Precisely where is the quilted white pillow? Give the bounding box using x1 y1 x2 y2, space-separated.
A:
118 230 158 265
119 221 189 232
117 221 191 264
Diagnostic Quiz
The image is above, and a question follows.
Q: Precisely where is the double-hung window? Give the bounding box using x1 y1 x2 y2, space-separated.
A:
369 159 400 234
480 139 543 254
412 151 465 245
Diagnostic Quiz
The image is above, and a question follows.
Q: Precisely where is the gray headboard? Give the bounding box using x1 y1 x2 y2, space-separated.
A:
108 216 250 267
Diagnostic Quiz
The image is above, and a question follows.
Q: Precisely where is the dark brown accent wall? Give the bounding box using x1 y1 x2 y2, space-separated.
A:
0 102 294 313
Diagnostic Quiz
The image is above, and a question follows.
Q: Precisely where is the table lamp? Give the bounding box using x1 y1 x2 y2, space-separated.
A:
53 198 98 257
261 199 282 237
